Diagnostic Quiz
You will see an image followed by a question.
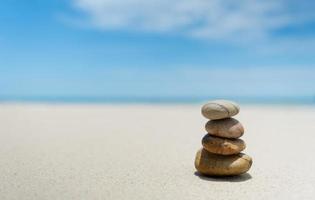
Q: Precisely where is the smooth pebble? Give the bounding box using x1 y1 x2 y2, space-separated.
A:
201 100 240 120
205 118 244 138
195 148 252 176
202 134 246 155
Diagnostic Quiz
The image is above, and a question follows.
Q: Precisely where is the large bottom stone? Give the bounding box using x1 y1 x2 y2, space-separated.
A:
195 148 252 176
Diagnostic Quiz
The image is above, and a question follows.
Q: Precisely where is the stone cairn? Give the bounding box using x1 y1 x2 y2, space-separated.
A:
194 100 252 176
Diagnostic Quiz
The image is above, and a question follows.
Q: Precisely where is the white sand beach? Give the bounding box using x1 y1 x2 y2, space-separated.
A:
0 104 315 200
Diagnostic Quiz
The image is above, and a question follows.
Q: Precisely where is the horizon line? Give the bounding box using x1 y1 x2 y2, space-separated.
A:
0 95 314 104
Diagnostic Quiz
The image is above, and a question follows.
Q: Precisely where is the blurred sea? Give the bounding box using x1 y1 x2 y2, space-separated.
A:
0 96 314 105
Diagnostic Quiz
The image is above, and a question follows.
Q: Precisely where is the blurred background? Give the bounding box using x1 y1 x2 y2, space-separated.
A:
1 0 315 104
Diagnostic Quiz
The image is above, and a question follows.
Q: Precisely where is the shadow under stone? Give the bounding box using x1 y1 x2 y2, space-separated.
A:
194 171 252 182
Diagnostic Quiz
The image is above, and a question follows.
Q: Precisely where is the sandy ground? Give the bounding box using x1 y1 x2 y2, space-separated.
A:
0 104 315 200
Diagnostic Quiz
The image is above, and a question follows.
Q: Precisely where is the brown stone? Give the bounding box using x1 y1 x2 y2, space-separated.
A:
201 100 240 120
202 134 246 155
195 148 252 176
205 118 244 138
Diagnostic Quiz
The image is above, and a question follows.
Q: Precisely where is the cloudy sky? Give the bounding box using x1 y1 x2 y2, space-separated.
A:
0 0 315 101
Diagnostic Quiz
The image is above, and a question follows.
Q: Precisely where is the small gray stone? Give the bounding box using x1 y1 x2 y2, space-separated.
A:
201 100 240 120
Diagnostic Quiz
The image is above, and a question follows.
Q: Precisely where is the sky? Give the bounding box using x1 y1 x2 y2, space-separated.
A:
0 0 315 101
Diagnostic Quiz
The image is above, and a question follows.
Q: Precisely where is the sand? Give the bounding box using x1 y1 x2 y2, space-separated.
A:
0 104 315 200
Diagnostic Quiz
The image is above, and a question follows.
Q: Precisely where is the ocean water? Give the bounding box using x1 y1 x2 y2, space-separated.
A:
0 96 314 105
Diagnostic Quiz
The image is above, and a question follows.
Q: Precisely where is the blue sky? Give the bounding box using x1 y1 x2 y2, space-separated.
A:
1 0 315 101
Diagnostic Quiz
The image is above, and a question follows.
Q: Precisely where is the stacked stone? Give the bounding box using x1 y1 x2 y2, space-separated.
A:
195 100 252 176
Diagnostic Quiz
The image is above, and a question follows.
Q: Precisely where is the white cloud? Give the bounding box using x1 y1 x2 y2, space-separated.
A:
70 0 314 40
